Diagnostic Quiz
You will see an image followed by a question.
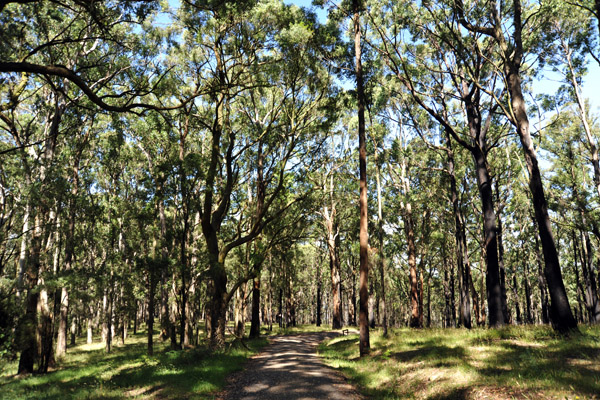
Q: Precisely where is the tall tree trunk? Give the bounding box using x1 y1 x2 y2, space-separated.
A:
17 215 43 374
368 283 375 328
37 282 53 373
524 260 533 324
249 276 261 338
147 268 155 355
405 211 421 328
16 202 30 298
572 232 586 323
445 131 471 328
206 247 228 349
158 189 171 342
234 283 247 338
450 263 457 327
580 229 600 322
102 288 108 343
87 310 93 344
57 161 79 358
472 146 503 328
504 1 576 332
354 0 369 356
512 274 522 324
496 212 510 324
457 186 472 329
457 0 577 333
329 244 342 329
375 150 387 336
535 236 550 324
278 288 283 327
316 258 322 327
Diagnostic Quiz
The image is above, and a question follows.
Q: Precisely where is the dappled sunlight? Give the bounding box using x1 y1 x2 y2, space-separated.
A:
319 326 600 399
0 330 268 399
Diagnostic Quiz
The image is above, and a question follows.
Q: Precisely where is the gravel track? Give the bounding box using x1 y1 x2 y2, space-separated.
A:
218 332 362 400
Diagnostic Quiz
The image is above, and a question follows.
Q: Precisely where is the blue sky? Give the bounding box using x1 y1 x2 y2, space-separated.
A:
164 0 599 117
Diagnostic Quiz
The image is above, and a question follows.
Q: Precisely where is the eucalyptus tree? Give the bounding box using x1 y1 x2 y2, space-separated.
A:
0 0 190 114
386 109 426 328
454 0 577 332
1 74 75 373
352 0 370 356
543 110 600 323
368 0 513 327
176 0 334 349
318 130 347 330
542 2 600 204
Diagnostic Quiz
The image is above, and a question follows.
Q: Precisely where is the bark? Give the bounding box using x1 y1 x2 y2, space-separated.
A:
445 132 471 328
354 0 369 356
523 260 533 324
316 259 322 327
368 283 375 328
504 0 576 333
405 209 421 328
351 262 357 326
450 263 457 326
37 284 53 373
328 240 343 329
426 270 431 328
102 290 108 343
57 167 78 358
234 282 247 338
278 288 283 327
443 250 453 328
496 212 510 324
375 150 387 336
471 140 503 328
87 312 93 344
572 232 586 323
535 236 550 324
148 270 155 355
178 120 190 348
17 215 43 374
249 276 261 338
106 267 114 353
70 316 76 346
206 247 228 349
512 274 522 324
580 229 600 322
158 186 171 342
16 202 30 298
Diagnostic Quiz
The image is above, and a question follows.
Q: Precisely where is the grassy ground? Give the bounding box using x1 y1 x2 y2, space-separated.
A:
0 327 268 399
318 325 600 400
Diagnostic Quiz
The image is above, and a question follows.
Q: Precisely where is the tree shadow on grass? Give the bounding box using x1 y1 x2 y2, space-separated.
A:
391 341 468 365
427 387 470 400
0 334 267 400
478 339 600 397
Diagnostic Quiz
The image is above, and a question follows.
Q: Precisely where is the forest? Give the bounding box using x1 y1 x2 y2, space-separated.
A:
1 0 600 395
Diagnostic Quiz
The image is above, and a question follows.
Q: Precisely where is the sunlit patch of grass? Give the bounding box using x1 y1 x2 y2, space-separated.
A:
318 325 600 399
0 329 268 399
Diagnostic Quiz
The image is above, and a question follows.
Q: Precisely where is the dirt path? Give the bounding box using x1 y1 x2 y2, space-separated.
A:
219 332 362 400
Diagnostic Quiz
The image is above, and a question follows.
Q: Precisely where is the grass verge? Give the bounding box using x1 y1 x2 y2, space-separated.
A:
318 325 600 400
0 330 268 399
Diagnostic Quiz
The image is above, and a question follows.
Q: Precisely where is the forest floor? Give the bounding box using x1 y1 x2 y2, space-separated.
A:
218 331 362 400
318 325 600 400
0 326 269 399
1 324 598 399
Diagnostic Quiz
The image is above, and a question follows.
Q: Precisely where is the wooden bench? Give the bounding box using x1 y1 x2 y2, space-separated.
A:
341 329 349 336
